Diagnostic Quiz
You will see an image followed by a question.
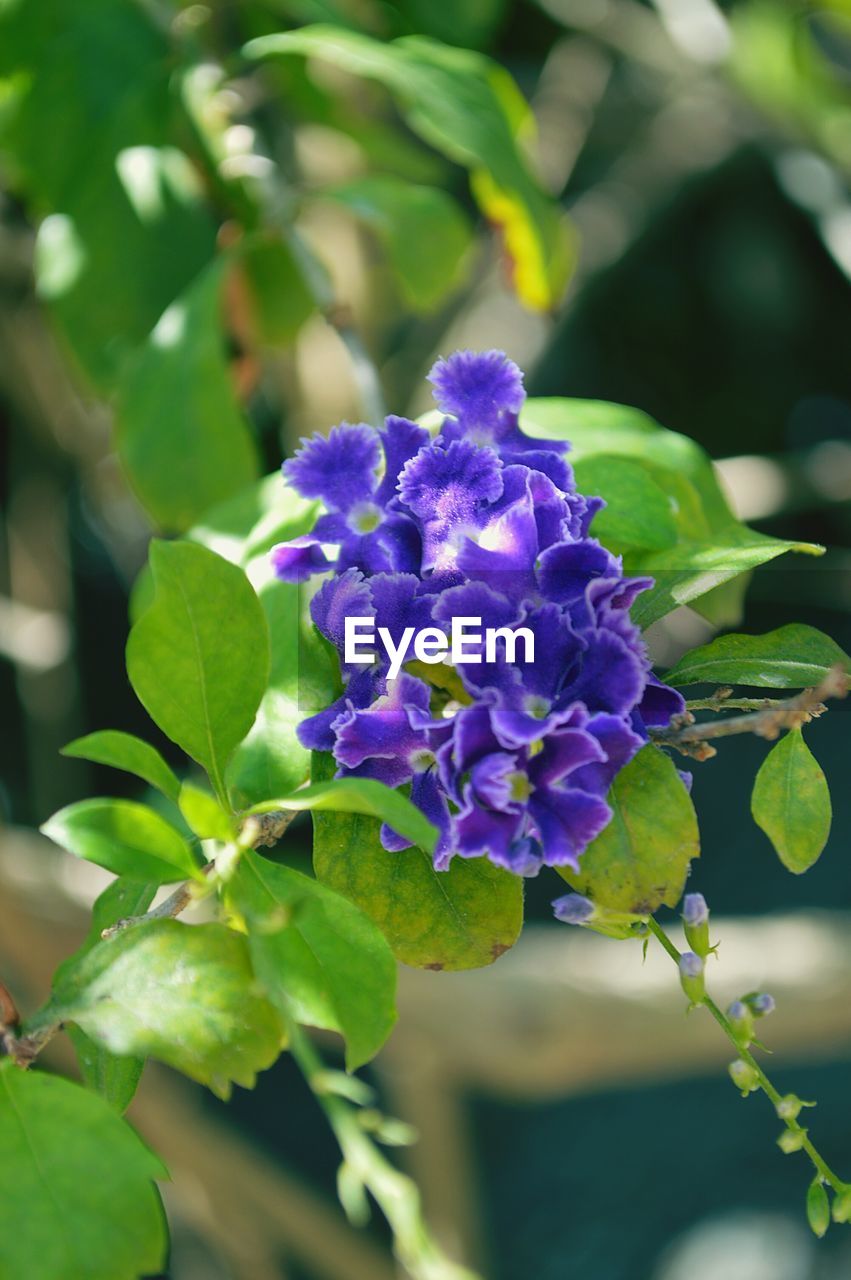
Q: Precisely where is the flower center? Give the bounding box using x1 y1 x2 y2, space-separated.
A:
410 748 436 773
523 694 550 720
507 770 533 802
348 501 382 534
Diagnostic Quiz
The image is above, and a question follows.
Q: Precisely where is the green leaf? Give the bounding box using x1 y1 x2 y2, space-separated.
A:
521 398 733 526
190 471 319 568
391 0 507 47
61 729 181 802
571 455 678 552
321 176 471 310
230 851 397 1069
625 530 823 631
560 745 700 914
41 798 201 884
751 729 832 874
57 877 158 1113
522 398 823 626
226 569 337 807
310 752 523 970
49 920 285 1099
240 232 316 344
1 0 218 388
245 25 573 310
0 1062 167 1280
664 624 851 689
116 258 259 532
247 777 439 855
126 540 270 802
179 782 236 842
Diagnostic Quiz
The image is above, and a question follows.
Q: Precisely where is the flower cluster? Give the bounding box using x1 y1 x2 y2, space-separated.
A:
272 350 684 875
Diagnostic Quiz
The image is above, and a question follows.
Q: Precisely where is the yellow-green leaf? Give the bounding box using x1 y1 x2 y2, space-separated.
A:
751 730 832 874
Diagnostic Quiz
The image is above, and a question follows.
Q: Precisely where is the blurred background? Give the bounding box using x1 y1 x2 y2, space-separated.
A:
2 1 851 1277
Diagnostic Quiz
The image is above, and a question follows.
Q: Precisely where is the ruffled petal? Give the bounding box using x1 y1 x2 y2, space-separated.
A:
284 422 381 513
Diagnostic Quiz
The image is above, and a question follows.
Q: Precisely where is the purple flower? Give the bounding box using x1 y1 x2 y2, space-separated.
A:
272 348 686 880
429 350 573 487
272 417 427 581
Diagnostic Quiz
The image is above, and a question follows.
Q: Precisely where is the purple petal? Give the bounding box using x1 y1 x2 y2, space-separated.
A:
398 439 503 570
284 423 380 513
567 628 647 717
637 673 686 728
429 349 525 436
332 672 430 770
537 540 619 605
296 668 379 752
453 787 526 862
531 788 612 868
571 713 643 795
529 727 606 790
271 535 333 583
381 769 452 866
310 568 374 655
375 415 431 507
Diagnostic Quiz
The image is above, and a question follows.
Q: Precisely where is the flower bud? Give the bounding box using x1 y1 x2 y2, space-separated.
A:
778 1128 805 1154
776 1094 815 1123
552 893 595 926
727 999 755 1047
806 1178 830 1239
832 1187 851 1224
679 951 705 1005
682 893 710 956
749 992 776 1018
777 1095 803 1123
729 1058 759 1095
552 893 644 939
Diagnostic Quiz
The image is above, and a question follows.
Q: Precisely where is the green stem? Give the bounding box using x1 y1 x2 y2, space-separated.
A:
684 697 782 712
646 917 845 1193
286 1019 480 1280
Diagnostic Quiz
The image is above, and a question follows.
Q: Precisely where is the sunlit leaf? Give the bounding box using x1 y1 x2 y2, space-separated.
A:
664 624 851 688
751 729 831 874
321 175 471 310
310 752 523 970
41 798 200 884
48 920 286 1099
572 455 678 552
179 782 236 843
247 776 438 854
116 259 259 532
0 1062 167 1280
560 745 700 914
126 540 270 802
245 25 573 309
522 397 823 625
230 851 397 1069
61 729 181 803
57 878 157 1114
226 566 337 807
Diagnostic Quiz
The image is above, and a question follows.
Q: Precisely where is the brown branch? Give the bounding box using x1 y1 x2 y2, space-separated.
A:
0 978 58 1067
650 666 848 761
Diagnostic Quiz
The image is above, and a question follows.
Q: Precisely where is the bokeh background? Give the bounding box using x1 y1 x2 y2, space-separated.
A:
2 1 851 1277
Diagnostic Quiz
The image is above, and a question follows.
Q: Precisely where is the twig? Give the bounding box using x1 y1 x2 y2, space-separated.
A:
647 917 847 1194
287 1017 480 1280
101 809 297 938
0 979 58 1067
650 666 848 760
